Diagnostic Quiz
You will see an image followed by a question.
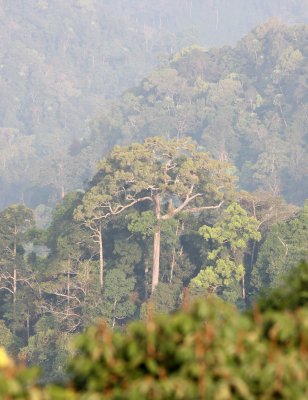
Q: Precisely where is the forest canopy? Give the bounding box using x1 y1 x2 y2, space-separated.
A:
0 134 304 382
1 262 308 399
91 19 308 205
0 2 307 210
0 3 307 396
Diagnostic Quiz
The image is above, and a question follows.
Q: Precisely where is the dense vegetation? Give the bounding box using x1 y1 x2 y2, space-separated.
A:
91 19 308 204
0 2 307 210
0 0 196 209
0 134 307 381
0 3 307 395
1 261 308 399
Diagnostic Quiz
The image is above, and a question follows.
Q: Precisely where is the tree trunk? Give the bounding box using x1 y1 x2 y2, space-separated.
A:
26 311 30 344
99 225 104 288
169 221 180 283
13 234 17 333
112 299 117 330
61 185 65 199
152 194 161 292
12 267 17 304
67 270 70 308
84 261 89 296
13 234 17 305
242 273 246 301
169 247 176 284
152 224 161 292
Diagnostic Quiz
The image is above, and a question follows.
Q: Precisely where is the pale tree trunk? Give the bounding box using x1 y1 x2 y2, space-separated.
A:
152 225 161 292
169 221 180 284
84 261 89 296
98 225 104 288
13 230 17 305
188 0 193 17
26 311 30 344
13 232 17 333
13 268 17 305
235 251 246 301
169 247 176 284
112 299 117 330
67 270 70 309
152 195 161 293
242 273 246 301
61 185 65 199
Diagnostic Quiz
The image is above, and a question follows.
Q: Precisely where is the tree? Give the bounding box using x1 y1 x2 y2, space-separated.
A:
20 314 72 381
0 320 13 350
238 190 297 233
75 137 235 292
191 202 261 302
252 202 308 292
238 190 297 275
101 269 136 329
0 205 35 329
66 262 308 400
73 159 142 290
43 192 98 333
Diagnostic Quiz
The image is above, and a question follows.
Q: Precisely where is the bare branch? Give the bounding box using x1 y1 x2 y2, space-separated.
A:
183 200 225 214
0 286 14 294
82 195 153 226
277 236 289 257
43 290 82 304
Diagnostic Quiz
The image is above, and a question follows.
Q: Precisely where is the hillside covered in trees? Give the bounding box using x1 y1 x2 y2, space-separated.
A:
0 2 307 394
91 19 308 204
0 135 307 380
0 1 307 210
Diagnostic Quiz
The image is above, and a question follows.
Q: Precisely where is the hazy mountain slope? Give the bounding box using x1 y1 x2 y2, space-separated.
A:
0 0 197 209
117 0 308 46
0 0 307 210
91 20 308 204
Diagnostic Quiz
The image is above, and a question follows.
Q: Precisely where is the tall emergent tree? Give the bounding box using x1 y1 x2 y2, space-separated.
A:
0 205 34 330
75 137 235 292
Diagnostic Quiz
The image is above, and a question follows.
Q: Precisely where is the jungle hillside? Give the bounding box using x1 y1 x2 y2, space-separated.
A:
0 1 307 398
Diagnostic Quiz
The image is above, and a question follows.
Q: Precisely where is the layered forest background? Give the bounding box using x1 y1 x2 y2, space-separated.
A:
0 0 308 211
0 0 307 385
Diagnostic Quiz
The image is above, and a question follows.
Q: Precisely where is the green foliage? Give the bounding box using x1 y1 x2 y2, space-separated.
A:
257 260 308 312
128 210 178 245
75 136 235 293
1 6 307 208
127 211 157 239
0 347 41 399
0 321 13 350
148 282 182 314
191 203 260 295
191 258 243 291
1 264 308 398
101 269 137 327
252 202 308 291
0 204 34 242
199 203 261 249
0 7 307 388
65 264 308 399
92 21 308 204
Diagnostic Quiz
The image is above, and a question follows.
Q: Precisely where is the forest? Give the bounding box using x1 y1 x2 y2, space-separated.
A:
0 1 307 398
0 134 307 382
1 262 308 398
0 1 307 211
